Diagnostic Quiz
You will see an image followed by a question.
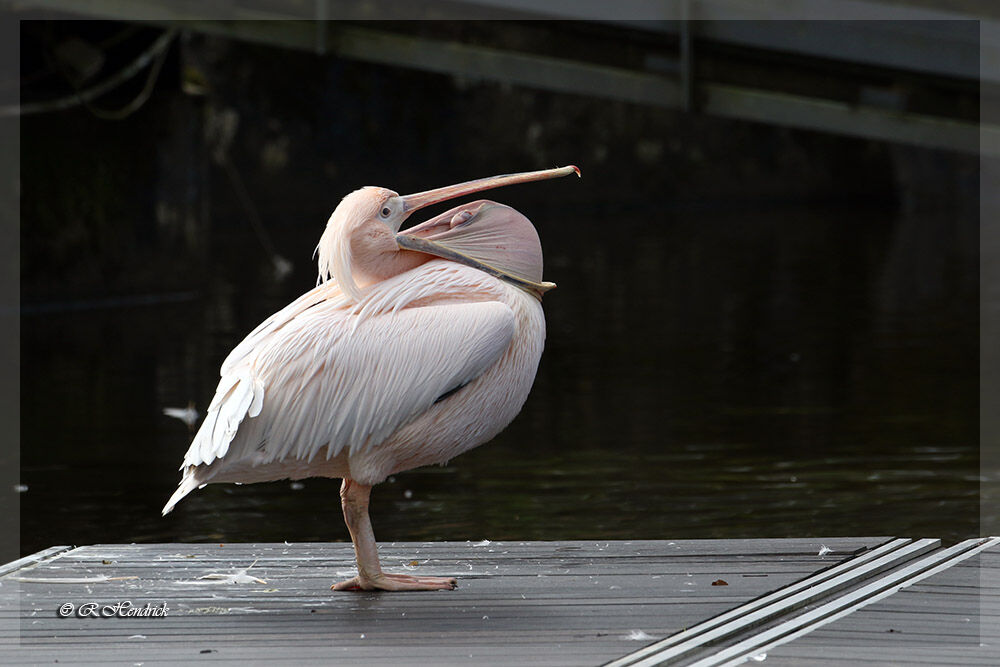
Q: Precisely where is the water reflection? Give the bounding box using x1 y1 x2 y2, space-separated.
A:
19 204 978 555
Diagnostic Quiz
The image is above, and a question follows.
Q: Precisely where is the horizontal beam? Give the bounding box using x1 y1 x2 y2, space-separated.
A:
11 0 999 82
332 23 1000 155
461 0 996 82
704 83 990 154
9 2 996 154
333 25 685 107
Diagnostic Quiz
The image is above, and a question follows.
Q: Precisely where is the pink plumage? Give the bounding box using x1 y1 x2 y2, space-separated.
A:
164 166 578 591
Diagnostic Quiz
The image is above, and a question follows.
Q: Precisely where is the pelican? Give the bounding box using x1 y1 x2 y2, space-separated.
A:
162 165 579 591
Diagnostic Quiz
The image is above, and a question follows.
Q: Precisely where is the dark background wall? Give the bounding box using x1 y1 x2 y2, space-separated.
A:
16 21 981 555
21 23 977 305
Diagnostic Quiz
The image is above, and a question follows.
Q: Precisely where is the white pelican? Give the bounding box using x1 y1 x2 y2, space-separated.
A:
163 165 579 591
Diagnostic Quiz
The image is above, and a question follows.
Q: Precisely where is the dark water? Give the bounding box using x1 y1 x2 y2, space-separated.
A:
19 203 979 556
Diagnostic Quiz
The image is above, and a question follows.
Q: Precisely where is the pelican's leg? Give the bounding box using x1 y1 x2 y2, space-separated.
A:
332 479 458 592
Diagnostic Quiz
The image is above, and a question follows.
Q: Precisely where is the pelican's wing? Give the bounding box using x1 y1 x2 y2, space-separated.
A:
176 281 345 469
220 281 348 375
182 298 515 469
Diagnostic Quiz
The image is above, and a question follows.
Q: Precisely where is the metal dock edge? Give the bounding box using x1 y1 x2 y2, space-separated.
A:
609 537 999 667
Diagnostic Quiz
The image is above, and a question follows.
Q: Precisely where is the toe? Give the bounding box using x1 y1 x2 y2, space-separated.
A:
331 577 362 591
332 573 457 592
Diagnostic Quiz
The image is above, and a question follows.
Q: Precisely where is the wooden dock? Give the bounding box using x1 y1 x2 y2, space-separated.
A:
0 537 996 665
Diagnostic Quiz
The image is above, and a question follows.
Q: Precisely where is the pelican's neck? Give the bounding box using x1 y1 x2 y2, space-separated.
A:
316 218 428 302
316 216 353 293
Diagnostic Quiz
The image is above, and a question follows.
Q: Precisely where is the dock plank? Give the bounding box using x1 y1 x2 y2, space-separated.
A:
759 541 1000 665
0 538 887 665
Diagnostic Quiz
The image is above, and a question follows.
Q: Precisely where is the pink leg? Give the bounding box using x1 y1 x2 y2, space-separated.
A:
331 479 457 592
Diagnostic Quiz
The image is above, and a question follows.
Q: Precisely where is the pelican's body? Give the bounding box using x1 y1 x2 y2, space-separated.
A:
166 260 543 491
164 166 577 591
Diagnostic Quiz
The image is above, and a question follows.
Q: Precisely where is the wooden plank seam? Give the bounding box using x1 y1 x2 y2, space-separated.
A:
701 537 1000 667
606 538 938 667
0 546 75 579
0 537 915 665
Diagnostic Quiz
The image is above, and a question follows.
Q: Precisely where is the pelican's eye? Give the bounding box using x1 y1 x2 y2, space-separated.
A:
379 196 401 222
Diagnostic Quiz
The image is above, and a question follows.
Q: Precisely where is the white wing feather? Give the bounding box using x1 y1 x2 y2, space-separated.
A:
180 278 514 471
220 284 349 375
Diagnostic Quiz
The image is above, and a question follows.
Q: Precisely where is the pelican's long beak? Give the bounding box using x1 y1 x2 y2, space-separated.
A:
398 165 579 216
395 165 579 294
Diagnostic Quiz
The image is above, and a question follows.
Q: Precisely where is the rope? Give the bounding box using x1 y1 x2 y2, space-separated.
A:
0 28 177 118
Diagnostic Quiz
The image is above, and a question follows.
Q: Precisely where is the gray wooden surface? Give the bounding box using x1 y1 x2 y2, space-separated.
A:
0 538 885 665
760 543 1000 665
610 538 945 667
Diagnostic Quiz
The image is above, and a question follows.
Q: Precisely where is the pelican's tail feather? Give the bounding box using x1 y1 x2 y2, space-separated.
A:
162 466 205 516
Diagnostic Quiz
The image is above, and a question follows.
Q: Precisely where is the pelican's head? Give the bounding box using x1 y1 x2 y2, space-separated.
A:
316 166 579 301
